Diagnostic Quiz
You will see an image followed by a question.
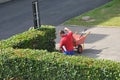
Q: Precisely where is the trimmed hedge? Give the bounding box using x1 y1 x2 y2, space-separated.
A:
0 25 120 80
0 25 56 52
0 48 120 80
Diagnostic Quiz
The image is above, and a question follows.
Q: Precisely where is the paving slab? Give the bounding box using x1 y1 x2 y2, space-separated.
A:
55 25 120 62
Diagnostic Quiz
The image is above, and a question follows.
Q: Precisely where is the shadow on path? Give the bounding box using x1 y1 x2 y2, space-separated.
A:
85 33 108 43
56 26 109 44
74 47 109 58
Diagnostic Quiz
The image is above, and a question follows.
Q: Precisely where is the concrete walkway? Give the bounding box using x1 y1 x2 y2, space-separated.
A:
55 25 120 62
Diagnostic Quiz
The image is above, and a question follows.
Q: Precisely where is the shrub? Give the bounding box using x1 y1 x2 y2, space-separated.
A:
0 48 120 80
0 25 56 52
0 25 120 80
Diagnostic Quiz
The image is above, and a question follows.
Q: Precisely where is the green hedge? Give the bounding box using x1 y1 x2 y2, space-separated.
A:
0 48 120 80
0 25 56 52
0 25 120 80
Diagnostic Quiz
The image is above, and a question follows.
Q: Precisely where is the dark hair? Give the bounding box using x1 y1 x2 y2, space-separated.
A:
59 30 65 34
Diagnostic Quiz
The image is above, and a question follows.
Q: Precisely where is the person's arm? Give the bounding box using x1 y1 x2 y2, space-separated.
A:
64 27 72 33
64 27 73 36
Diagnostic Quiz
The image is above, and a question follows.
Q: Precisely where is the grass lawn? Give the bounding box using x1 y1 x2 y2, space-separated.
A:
64 0 120 27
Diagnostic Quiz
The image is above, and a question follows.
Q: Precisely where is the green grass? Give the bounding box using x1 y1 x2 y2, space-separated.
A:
64 0 120 27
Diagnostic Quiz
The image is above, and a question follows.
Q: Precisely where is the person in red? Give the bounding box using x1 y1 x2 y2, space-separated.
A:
59 27 74 55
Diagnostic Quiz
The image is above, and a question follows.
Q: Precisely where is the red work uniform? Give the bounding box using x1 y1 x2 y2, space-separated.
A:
59 31 74 55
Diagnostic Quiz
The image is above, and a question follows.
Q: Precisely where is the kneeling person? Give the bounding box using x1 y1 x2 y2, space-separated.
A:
59 27 74 55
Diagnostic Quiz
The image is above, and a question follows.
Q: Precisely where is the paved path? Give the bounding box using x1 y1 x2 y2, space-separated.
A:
55 25 120 62
0 0 111 40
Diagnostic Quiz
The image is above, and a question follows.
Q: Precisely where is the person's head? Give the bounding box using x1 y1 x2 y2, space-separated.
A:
59 30 65 37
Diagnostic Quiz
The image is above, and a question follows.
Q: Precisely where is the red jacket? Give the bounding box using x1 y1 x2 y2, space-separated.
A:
60 31 74 52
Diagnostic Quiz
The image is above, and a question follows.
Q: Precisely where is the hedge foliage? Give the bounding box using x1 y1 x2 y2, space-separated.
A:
0 25 120 80
0 48 120 80
0 25 56 52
